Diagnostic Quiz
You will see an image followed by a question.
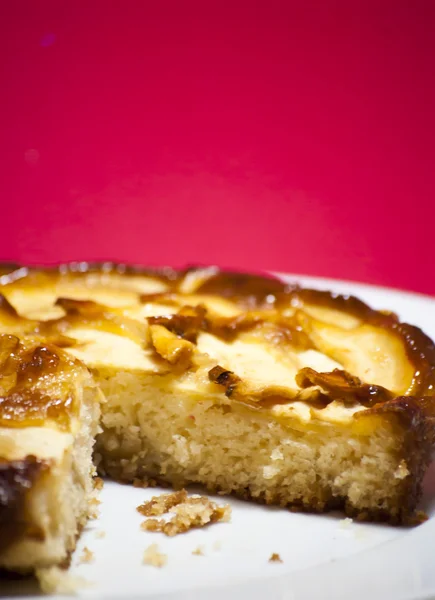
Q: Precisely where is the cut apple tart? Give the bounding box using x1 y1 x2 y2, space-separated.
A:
0 263 434 576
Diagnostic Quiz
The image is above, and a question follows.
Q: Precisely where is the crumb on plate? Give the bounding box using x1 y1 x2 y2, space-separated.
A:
137 489 187 516
142 544 167 568
95 530 106 539
139 493 231 537
78 547 94 565
88 496 101 519
269 553 282 563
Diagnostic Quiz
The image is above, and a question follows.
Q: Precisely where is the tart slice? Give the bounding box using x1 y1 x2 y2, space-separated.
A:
0 333 101 572
0 263 434 577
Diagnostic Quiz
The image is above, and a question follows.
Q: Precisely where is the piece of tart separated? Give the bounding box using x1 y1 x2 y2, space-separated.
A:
0 332 102 573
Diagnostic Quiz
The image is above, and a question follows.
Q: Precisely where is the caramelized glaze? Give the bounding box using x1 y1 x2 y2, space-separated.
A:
0 262 433 425
295 367 393 407
148 305 207 343
0 334 80 429
194 271 291 307
40 298 148 347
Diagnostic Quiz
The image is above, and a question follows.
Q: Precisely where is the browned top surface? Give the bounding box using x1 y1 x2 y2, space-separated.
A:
0 262 433 432
0 333 83 430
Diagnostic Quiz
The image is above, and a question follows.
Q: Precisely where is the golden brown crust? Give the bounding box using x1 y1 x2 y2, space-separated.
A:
357 395 435 524
0 456 49 553
104 464 416 526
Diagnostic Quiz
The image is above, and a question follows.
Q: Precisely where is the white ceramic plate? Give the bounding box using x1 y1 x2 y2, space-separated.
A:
2 275 435 600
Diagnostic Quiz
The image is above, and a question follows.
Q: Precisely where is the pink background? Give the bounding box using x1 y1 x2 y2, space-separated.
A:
1 2 434 294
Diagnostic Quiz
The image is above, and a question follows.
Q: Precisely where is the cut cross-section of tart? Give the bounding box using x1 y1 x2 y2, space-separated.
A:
0 263 434 577
0 331 102 573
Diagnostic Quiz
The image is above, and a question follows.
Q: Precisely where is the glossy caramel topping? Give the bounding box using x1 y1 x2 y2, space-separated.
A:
148 305 207 343
208 365 241 397
193 271 291 307
0 263 433 421
0 334 82 429
148 324 195 368
295 367 393 407
51 298 148 345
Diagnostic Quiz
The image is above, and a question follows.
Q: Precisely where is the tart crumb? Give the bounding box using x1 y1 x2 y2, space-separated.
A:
94 477 104 490
141 518 164 532
78 547 94 565
137 489 188 516
269 553 282 563
192 546 204 556
88 497 101 520
143 544 167 568
139 493 231 537
95 530 106 539
213 540 222 551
